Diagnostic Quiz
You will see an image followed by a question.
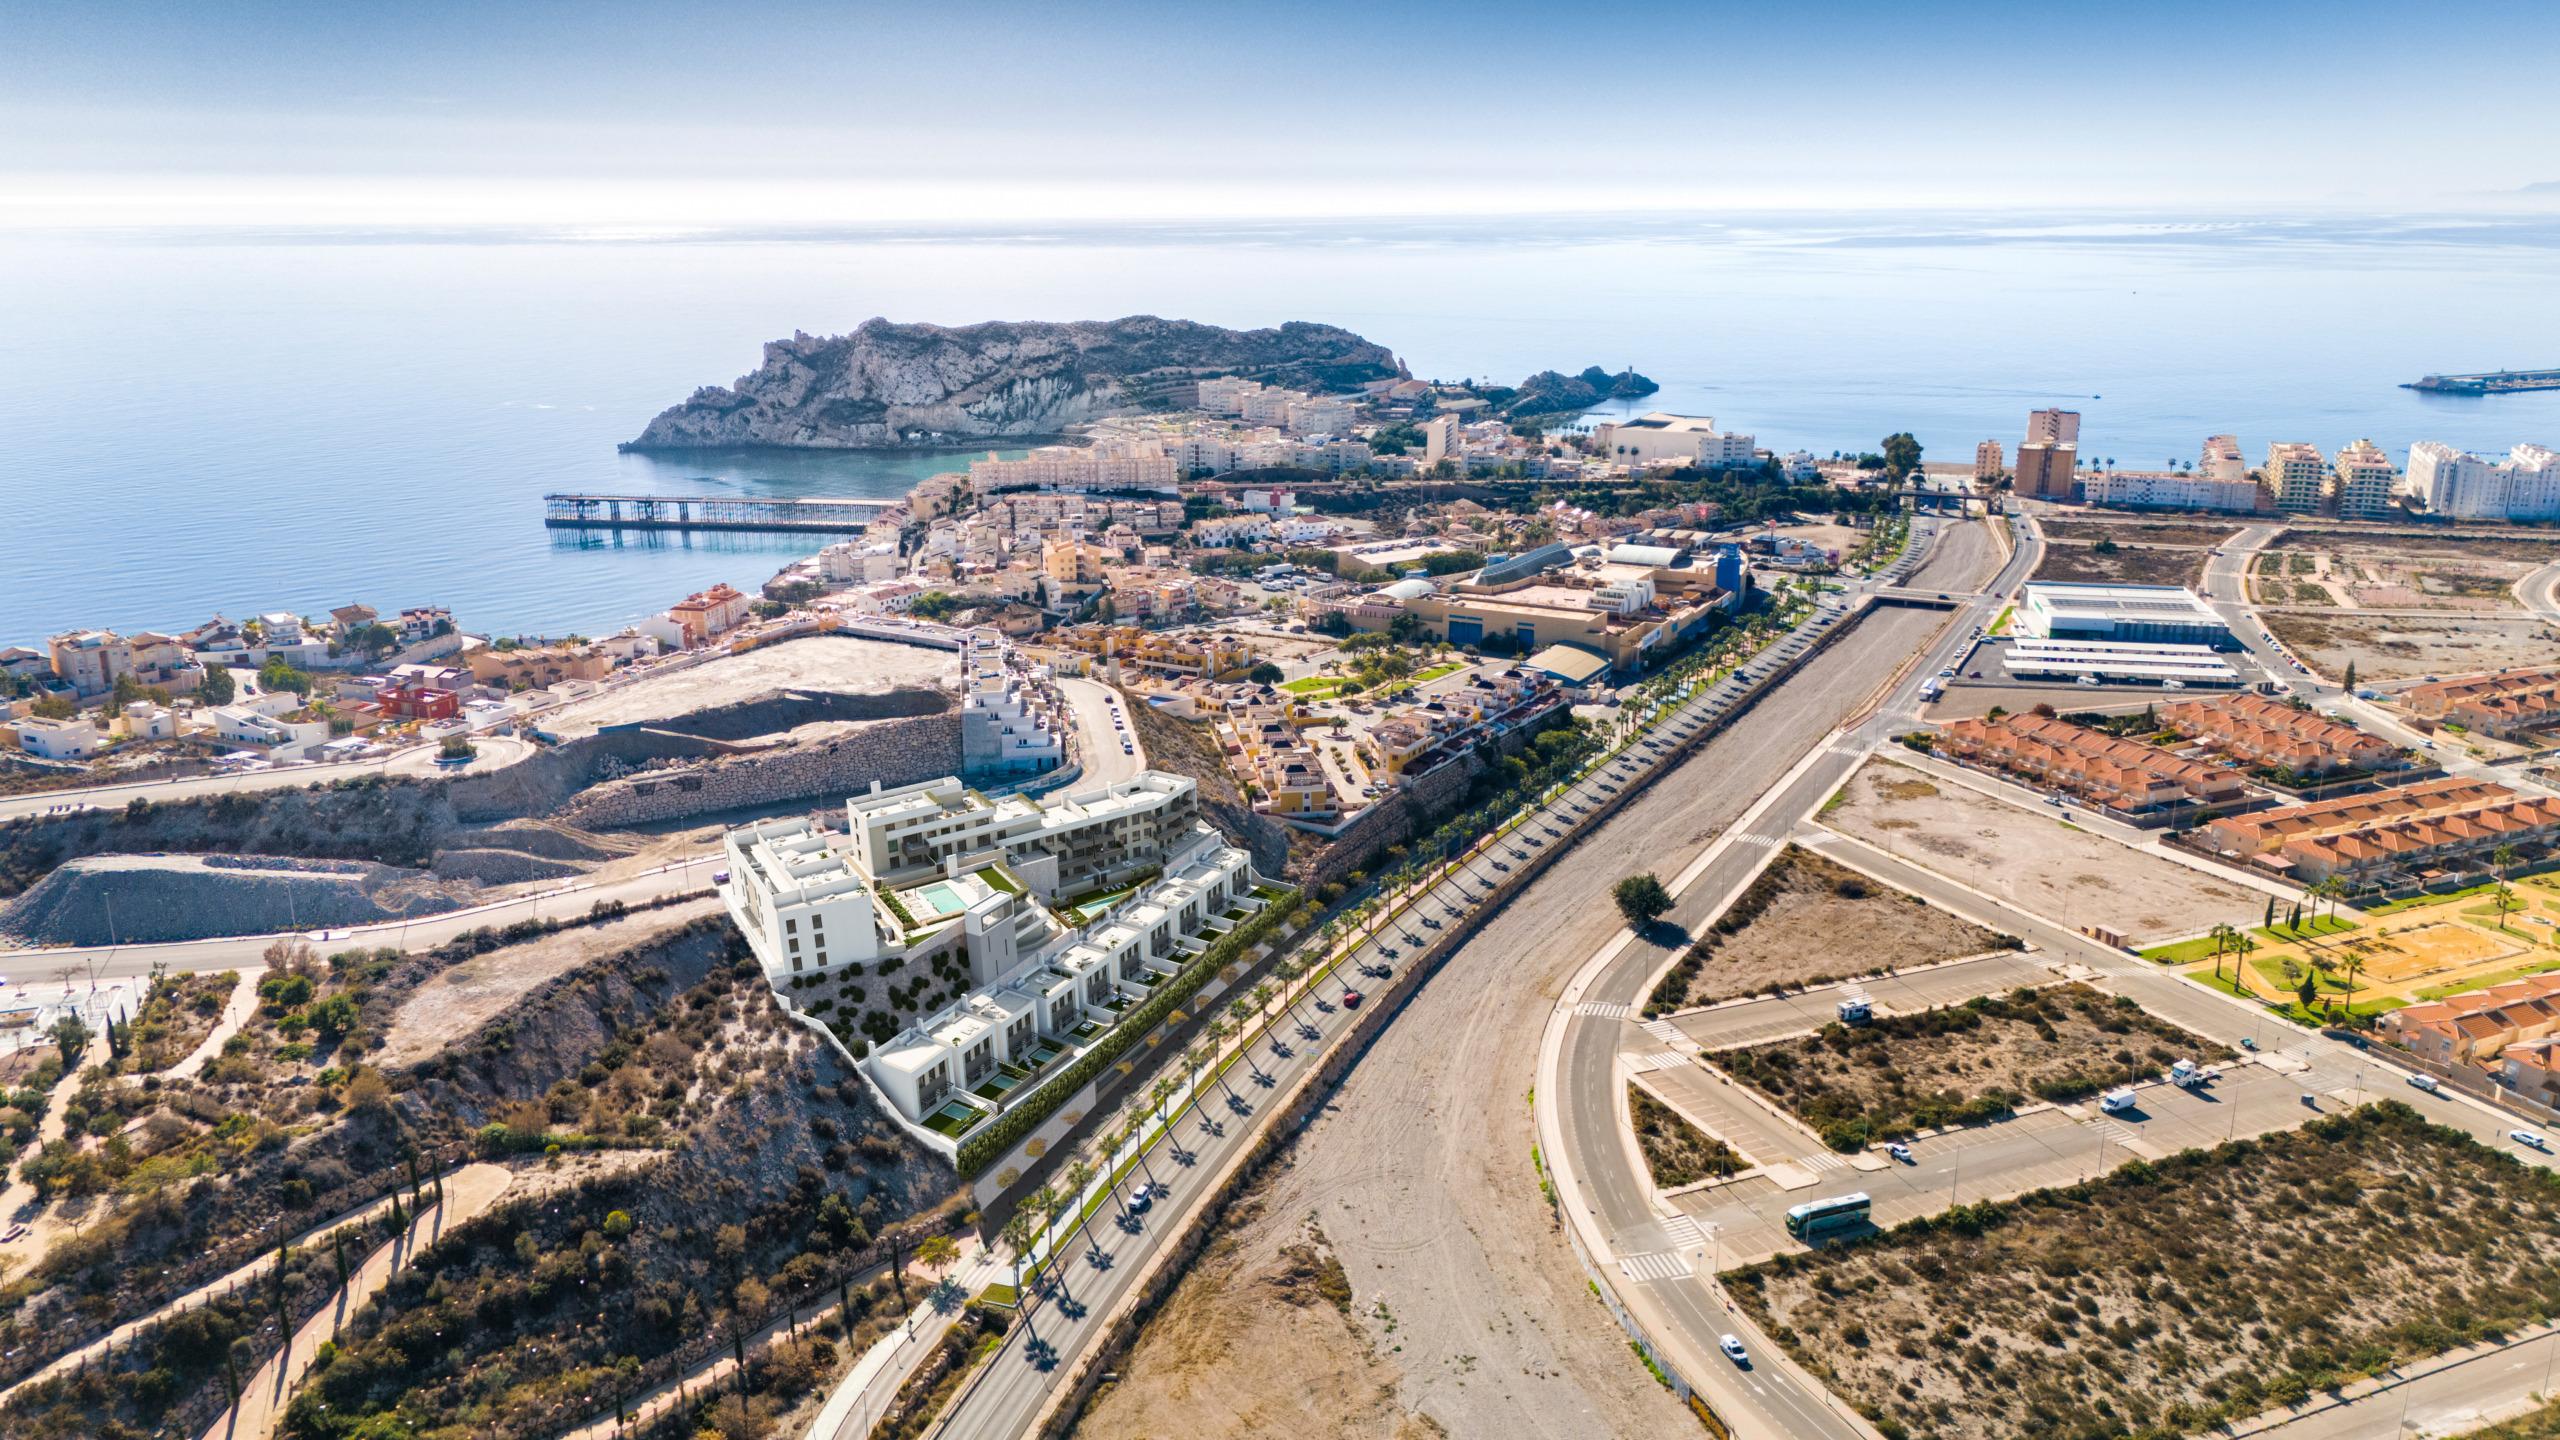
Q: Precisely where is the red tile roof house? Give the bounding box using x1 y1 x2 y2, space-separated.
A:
2160 692 2406 776
1940 712 2245 811
2382 974 2560 1066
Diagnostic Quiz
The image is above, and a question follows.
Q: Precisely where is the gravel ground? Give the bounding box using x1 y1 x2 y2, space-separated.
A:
1076 600 1963 1439
0 853 474 946
372 901 722 1067
544 635 954 736
1824 760 2262 942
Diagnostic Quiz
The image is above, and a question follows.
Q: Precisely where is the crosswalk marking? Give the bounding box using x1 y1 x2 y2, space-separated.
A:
1619 1251 1694 1283
1575 1000 1630 1018
1640 1019 1686 1045
1732 832 1784 848
1629 1050 1691 1073
2089 1118 2137 1146
1661 1214 1706 1250
1801 1151 1847 1172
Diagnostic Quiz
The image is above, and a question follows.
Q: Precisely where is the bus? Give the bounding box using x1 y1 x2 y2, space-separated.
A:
1784 1192 1872 1240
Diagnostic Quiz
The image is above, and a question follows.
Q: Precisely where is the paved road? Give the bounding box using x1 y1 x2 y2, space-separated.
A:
2519 559 2560 626
1055 677 1142 788
1541 513 2027 1438
932 525 1963 1439
0 736 532 823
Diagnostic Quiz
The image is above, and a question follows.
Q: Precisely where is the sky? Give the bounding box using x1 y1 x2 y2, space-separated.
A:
5 0 2559 229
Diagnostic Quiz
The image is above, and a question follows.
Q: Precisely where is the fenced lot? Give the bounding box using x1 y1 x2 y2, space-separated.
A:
1728 1104 2560 1440
1712 982 2227 1150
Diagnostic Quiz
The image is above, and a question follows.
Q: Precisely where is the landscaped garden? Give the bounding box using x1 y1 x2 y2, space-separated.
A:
1627 1082 1746 1188
1714 983 2225 1151
1728 1104 2560 1440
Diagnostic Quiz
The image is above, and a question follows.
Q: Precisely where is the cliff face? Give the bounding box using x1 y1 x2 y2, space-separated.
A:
625 315 1405 450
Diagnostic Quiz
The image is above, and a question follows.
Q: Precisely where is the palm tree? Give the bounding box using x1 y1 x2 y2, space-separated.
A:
2494 844 2523 931
1061 1160 1106 1258
1001 1212 1034 1293
1024 1186 1060 1275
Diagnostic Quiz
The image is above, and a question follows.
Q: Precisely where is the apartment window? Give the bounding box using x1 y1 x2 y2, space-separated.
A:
785 917 798 933
788 937 800 954
809 915 823 931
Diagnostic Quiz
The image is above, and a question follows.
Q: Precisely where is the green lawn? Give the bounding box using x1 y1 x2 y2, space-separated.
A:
1280 676 1344 696
2251 914 2359 945
923 1101 987 1138
976 1282 1021 1309
2367 881 2504 915
1415 660 1466 683
2415 957 2560 1001
2140 934 2230 964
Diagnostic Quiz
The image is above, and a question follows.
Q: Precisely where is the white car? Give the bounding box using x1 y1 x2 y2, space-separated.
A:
1720 1334 1749 1364
1128 1181 1158 1210
1886 1142 1914 1163
2511 1129 2547 1151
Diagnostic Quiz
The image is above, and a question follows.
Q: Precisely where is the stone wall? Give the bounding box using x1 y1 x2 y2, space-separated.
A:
559 713 963 827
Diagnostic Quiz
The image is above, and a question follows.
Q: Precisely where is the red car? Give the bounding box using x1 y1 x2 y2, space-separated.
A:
1341 990 1364 1009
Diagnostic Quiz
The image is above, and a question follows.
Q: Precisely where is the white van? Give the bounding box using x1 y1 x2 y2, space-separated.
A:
2076 674 2103 688
2100 1088 2138 1114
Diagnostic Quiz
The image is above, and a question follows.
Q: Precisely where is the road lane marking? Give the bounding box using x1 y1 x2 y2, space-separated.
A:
1619 1251 1694 1283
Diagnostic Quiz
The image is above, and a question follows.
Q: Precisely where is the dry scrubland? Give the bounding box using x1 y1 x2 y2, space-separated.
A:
2265 611 2560 683
1072 1195 1442 1440
1729 1105 2560 1440
1646 844 2008 1015
1714 983 2227 1151
2032 542 2209 589
0 913 954 1440
2037 521 2243 550
1628 1082 1746 1187
1825 762 2263 941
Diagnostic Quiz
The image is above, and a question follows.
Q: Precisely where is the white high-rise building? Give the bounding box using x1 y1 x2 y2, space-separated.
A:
2329 439 2400 522
2407 440 2560 521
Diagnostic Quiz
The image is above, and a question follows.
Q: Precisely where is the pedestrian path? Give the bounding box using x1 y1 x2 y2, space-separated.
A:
1800 1151 1847 1173
1660 1213 1706 1250
1618 1251 1694 1283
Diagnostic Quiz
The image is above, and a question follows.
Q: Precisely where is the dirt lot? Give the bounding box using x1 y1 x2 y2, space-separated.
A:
1645 844 2009 1015
2273 527 2560 568
1629 1082 1745 1187
372 901 722 1066
2039 519 2245 549
1823 760 2264 941
1712 982 2227 1150
544 635 953 736
2249 533 2542 614
1074 1194 1439 1440
1727 1104 2560 1440
2032 541 2207 589
2263 611 2560 682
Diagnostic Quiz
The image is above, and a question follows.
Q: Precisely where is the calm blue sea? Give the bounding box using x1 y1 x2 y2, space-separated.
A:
7 212 2560 645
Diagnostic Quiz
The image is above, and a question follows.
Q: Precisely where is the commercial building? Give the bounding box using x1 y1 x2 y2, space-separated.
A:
2264 442 2328 514
2161 692 2406 777
2328 439 2400 521
2080 471 2265 514
2401 667 2560 739
1974 439 2005 481
1589 413 1758 469
1940 712 2247 811
2405 441 2560 522
1998 638 2241 688
2197 776 2560 886
2016 582 2229 647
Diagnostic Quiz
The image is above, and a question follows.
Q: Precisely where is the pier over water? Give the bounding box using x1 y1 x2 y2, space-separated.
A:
543 492 895 534
2404 369 2560 395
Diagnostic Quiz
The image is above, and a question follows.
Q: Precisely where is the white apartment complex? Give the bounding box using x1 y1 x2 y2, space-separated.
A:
718 769 1260 1139
2406 441 2560 521
969 441 1180 494
2081 470 2266 514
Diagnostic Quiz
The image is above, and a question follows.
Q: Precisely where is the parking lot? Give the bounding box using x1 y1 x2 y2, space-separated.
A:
1668 950 2055 1051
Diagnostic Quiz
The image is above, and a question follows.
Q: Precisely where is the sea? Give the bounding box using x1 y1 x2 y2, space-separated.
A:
8 210 2560 646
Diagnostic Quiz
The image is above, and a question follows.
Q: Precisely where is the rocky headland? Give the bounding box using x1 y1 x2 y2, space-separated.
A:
625 314 1405 450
